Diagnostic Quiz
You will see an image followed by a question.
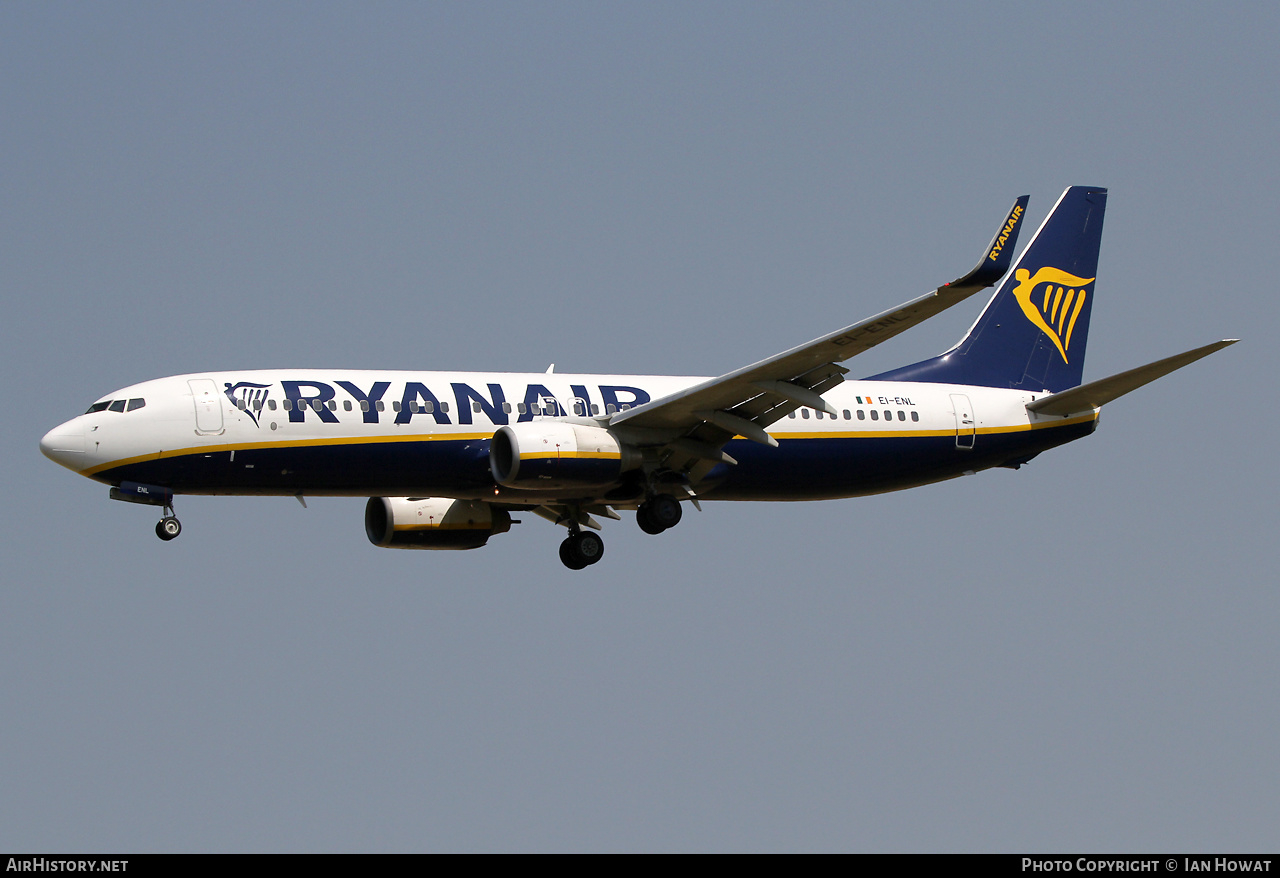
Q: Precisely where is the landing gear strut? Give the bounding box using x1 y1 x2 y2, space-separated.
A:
155 505 181 541
559 527 605 570
636 494 682 534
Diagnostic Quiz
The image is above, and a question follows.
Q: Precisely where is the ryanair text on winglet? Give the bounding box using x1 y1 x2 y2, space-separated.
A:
987 203 1025 261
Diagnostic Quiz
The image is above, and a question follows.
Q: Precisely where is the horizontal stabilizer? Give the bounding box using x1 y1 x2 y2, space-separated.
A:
1026 339 1237 416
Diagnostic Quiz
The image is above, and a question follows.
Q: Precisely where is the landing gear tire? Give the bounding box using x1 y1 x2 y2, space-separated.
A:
559 531 605 569
637 494 682 534
559 539 587 570
575 531 604 565
636 504 666 535
156 516 182 541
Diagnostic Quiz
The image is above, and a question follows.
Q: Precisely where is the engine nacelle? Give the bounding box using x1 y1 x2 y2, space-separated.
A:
365 497 512 550
489 422 638 491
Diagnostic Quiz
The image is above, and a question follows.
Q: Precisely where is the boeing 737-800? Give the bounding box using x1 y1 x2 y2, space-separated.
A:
40 186 1235 569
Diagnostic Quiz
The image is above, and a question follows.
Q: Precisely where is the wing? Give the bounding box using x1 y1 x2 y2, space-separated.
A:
608 194 1030 481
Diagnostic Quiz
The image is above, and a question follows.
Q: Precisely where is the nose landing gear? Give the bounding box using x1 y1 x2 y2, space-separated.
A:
155 505 182 541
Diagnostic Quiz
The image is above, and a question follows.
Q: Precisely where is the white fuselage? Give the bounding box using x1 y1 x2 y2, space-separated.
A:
40 369 1097 504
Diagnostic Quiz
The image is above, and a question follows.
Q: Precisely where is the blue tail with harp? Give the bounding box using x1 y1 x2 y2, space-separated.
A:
872 186 1107 393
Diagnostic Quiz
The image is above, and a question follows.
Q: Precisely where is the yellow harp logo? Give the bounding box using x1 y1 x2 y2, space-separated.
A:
1012 267 1095 364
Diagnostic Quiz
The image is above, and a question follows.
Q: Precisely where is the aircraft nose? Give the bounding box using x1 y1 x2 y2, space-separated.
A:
40 421 86 466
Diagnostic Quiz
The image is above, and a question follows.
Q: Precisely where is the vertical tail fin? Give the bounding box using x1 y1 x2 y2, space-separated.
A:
871 186 1107 392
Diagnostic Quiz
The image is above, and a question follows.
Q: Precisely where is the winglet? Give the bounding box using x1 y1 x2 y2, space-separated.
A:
946 195 1029 292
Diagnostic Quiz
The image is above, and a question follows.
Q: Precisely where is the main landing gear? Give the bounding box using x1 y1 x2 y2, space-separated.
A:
155 505 182 542
554 493 684 570
559 528 605 570
636 494 682 535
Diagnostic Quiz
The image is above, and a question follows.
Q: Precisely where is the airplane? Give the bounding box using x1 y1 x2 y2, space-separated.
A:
40 186 1236 570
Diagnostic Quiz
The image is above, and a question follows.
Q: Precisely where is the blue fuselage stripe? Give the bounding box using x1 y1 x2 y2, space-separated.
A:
89 420 1095 501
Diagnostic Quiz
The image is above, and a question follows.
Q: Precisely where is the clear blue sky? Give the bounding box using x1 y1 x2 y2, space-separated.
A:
3 2 1277 851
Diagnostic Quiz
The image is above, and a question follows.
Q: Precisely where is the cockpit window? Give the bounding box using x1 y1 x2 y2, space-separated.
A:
127 398 146 412
108 400 127 413
85 401 112 414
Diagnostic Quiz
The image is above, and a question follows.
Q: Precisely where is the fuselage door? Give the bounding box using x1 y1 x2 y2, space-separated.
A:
950 393 975 450
189 379 225 435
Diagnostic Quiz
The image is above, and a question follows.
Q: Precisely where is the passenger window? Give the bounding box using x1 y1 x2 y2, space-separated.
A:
253 398 263 411
376 401 385 412
343 400 352 411
360 400 370 412
472 402 482 413
236 399 246 410
911 411 919 422
392 401 402 412
857 410 865 420
591 404 600 415
883 410 891 421
423 401 434 413
85 401 111 414
283 399 293 411
269 399 278 411
573 401 585 416
327 400 337 411
409 401 419 413
313 400 324 412
843 410 850 420
605 404 616 415
621 404 631 411
898 410 906 421
801 409 810 419
788 411 797 419
127 398 146 412
502 402 512 414
517 402 527 414
108 400 127 413
440 402 450 413
870 410 878 421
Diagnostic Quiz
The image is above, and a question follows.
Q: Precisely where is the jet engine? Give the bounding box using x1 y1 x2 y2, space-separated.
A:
365 497 512 550
489 422 639 491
